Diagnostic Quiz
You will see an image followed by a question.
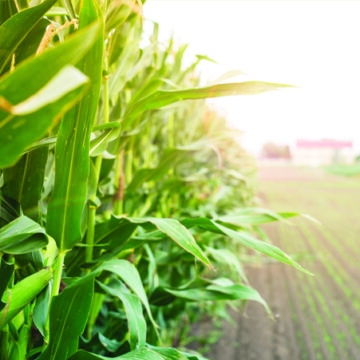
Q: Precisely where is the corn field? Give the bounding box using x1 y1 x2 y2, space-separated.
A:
0 0 308 359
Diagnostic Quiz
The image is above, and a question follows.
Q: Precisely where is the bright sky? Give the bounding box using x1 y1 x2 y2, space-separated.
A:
143 0 360 155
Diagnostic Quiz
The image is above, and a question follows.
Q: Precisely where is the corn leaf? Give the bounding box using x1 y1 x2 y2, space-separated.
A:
15 18 50 66
33 284 51 336
89 259 156 330
0 215 48 254
150 280 271 315
124 81 294 124
38 277 94 360
69 348 165 360
119 217 211 267
0 21 102 169
98 280 147 350
65 219 137 275
47 0 104 251
148 345 207 360
181 217 311 275
0 67 88 169
0 0 56 74
217 208 299 226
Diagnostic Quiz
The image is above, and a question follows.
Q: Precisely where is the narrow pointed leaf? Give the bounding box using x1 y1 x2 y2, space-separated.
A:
150 280 270 315
217 208 299 226
125 81 294 122
181 217 311 275
119 217 211 267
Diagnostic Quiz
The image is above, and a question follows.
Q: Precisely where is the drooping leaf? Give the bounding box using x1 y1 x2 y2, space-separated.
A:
118 217 211 267
0 216 48 254
11 65 88 115
0 21 102 168
181 217 311 275
38 277 94 360
89 259 157 330
98 280 147 350
46 1 104 251
0 0 57 74
150 278 271 315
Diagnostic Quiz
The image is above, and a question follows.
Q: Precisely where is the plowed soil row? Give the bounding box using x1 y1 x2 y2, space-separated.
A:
207 166 360 360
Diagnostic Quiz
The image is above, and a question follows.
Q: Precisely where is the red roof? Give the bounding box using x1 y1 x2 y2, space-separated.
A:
296 139 353 149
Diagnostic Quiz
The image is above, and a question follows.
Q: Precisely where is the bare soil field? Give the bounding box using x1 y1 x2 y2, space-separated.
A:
207 165 360 360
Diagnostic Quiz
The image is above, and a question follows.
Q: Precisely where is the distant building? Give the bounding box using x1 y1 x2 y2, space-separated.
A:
293 139 354 166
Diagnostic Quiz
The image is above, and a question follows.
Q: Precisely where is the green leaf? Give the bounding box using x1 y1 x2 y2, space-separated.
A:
65 218 136 275
125 81 294 124
68 348 165 360
98 280 147 350
0 268 52 329
0 21 102 169
15 18 50 65
33 284 51 336
146 347 187 360
217 208 299 226
90 259 157 330
0 0 17 26
150 279 271 315
67 259 157 332
147 345 207 360
11 65 88 115
181 217 311 275
0 0 57 74
46 1 104 251
120 217 211 267
38 277 94 360
0 216 48 254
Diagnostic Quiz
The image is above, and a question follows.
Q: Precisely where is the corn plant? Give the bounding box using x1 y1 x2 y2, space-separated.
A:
0 0 309 358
